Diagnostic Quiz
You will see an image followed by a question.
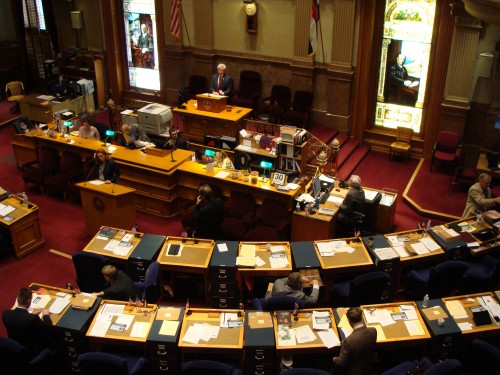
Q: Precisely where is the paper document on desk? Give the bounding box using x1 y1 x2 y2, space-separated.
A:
49 295 71 314
317 329 341 348
215 171 230 179
392 245 410 258
374 247 399 260
130 321 149 338
405 320 425 336
312 310 331 330
445 300 468 319
364 190 379 201
400 305 418 320
200 323 220 341
277 324 296 346
89 314 112 337
30 294 51 309
410 242 429 255
115 314 135 330
217 243 228 252
316 242 335 256
294 325 316 344
220 312 238 328
89 180 105 185
375 309 396 327
328 195 344 204
0 205 15 216
159 320 179 336
182 324 202 344
101 303 125 316
269 256 289 269
419 237 440 252
457 322 473 331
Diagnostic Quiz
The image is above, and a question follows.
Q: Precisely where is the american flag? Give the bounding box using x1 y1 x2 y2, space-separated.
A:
170 0 181 39
308 0 320 56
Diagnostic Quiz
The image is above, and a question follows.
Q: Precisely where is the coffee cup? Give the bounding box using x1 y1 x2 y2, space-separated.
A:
437 318 445 327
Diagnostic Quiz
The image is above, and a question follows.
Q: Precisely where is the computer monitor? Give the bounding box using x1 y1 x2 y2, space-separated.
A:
312 176 321 198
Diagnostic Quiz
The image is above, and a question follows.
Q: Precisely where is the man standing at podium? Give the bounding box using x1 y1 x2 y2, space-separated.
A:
209 63 233 97
87 148 121 184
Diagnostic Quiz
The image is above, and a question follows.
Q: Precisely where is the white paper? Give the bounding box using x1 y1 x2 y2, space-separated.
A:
410 242 429 255
312 310 331 330
104 240 120 252
30 294 51 309
404 320 421 336
239 129 249 138
200 323 220 341
419 237 440 252
0 205 15 216
400 305 418 321
89 180 105 185
294 325 316 344
328 196 344 204
375 309 396 327
215 171 230 179
49 295 71 314
113 246 130 256
220 312 238 328
255 256 266 267
217 243 228 252
317 329 341 348
96 235 108 240
182 324 202 344
101 303 125 316
363 308 379 324
373 247 399 260
392 245 410 258
269 256 289 269
364 190 379 201
270 245 285 253
316 242 334 256
340 327 353 338
115 314 135 330
89 314 113 337
277 325 296 346
130 321 149 338
387 235 401 247
122 233 133 242
457 322 473 331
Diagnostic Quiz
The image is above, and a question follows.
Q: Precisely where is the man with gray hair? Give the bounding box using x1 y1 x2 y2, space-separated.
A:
266 271 319 307
337 175 366 233
462 173 500 217
210 63 233 96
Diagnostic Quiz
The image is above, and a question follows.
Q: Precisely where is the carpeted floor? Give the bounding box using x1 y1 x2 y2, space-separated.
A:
0 100 21 126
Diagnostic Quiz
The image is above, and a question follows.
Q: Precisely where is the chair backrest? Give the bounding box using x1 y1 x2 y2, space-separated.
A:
424 359 462 375
181 139 190 150
234 151 251 170
60 151 83 174
459 144 481 168
188 75 208 98
396 126 413 144
6 81 24 97
0 337 29 373
181 359 242 375
13 117 33 134
237 71 262 98
92 122 110 141
469 339 500 372
38 146 60 172
226 191 255 219
436 131 460 153
255 296 306 311
428 261 468 298
283 369 331 375
78 352 129 375
363 192 383 229
292 90 313 112
72 251 108 293
259 198 289 228
270 85 292 107
143 261 160 287
350 271 390 306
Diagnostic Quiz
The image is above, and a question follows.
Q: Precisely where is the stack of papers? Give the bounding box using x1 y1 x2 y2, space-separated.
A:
316 242 335 257
373 247 399 260
236 244 256 267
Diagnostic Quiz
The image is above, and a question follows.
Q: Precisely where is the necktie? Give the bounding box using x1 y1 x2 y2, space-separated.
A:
217 76 221 90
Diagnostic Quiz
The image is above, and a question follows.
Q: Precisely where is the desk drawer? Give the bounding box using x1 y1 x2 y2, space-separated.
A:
210 267 236 282
210 296 238 309
429 333 461 353
147 342 179 360
149 358 180 374
129 259 150 281
245 347 275 363
211 281 237 297
244 362 277 375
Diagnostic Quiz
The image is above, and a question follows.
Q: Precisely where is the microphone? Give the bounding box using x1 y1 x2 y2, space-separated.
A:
185 298 191 316
111 176 119 194
170 142 177 162
84 162 97 186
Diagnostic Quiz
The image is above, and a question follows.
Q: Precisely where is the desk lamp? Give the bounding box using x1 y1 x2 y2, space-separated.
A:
63 121 72 141
260 160 273 182
204 149 216 157
102 129 116 146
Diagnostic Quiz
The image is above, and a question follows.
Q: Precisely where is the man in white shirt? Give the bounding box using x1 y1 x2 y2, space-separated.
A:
78 120 100 140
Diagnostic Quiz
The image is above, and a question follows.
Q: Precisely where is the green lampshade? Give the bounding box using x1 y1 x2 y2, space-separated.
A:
105 130 116 136
260 160 273 169
63 121 72 126
205 149 216 157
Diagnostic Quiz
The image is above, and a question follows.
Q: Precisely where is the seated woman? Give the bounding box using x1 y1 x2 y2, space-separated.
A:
214 151 234 169
87 148 121 183
194 148 214 164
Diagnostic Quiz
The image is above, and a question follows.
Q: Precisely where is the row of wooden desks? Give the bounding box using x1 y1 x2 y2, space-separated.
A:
30 282 500 374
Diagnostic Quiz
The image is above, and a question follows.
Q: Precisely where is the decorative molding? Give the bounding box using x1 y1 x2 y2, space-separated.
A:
463 0 500 25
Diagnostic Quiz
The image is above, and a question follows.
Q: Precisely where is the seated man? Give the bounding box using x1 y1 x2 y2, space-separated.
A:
266 272 319 307
120 123 150 148
78 119 100 140
165 128 188 150
337 175 366 234
181 184 224 240
332 307 377 375
92 265 136 301
12 117 34 134
2 287 54 356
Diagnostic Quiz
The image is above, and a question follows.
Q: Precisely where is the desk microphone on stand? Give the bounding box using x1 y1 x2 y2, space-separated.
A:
84 163 97 187
170 143 177 162
111 176 119 194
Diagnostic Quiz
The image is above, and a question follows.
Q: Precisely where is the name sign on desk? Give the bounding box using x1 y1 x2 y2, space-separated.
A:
272 172 286 186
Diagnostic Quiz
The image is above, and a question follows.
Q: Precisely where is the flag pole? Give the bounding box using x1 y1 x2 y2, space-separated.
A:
318 19 325 63
180 4 191 46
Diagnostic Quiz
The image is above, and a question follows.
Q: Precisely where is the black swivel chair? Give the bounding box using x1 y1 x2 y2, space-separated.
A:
72 251 108 293
330 271 391 307
0 336 56 375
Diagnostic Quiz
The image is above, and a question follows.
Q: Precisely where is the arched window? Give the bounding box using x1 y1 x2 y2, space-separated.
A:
122 0 160 91
375 0 437 134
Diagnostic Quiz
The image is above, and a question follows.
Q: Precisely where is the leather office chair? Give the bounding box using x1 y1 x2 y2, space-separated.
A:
233 150 251 170
330 271 391 307
405 260 468 299
22 146 60 193
12 116 34 134
133 261 160 303
243 198 290 241
258 84 292 124
78 352 148 375
361 192 382 233
252 296 306 311
181 360 243 375
469 339 500 374
44 151 83 200
389 126 413 163
185 75 208 100
452 143 480 191
5 81 25 113
282 90 314 129
231 71 262 112
0 336 56 375
92 122 110 141
280 369 331 375
222 191 255 240
430 130 460 172
462 255 500 294
72 251 108 293
381 357 462 375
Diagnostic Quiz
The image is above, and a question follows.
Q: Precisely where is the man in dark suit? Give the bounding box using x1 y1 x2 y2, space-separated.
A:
165 128 188 150
92 265 136 301
2 288 54 355
337 175 366 234
333 307 377 375
182 184 224 240
209 63 233 97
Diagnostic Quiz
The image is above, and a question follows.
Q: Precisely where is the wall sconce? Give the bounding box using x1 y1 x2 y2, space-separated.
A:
243 1 257 33
71 10 83 29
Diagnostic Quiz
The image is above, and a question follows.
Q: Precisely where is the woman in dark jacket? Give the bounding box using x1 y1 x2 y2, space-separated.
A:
87 148 121 183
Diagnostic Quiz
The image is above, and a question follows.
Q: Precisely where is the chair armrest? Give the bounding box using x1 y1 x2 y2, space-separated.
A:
252 297 265 310
30 348 55 367
244 212 262 227
130 357 148 375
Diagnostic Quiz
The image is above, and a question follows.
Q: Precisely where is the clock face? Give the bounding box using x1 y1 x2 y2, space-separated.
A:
245 3 257 16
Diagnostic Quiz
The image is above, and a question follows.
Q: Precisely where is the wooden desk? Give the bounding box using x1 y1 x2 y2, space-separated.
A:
384 229 445 266
178 308 244 362
476 153 500 177
172 99 252 144
0 196 45 259
273 308 340 354
86 299 157 347
291 185 398 241
442 292 500 340
176 160 300 208
19 93 95 123
236 241 292 296
315 238 373 292
429 217 499 259
83 226 144 263
76 182 136 236
157 237 215 304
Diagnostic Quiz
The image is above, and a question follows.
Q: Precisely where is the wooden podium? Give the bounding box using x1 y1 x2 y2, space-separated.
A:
196 94 227 113
76 182 136 235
